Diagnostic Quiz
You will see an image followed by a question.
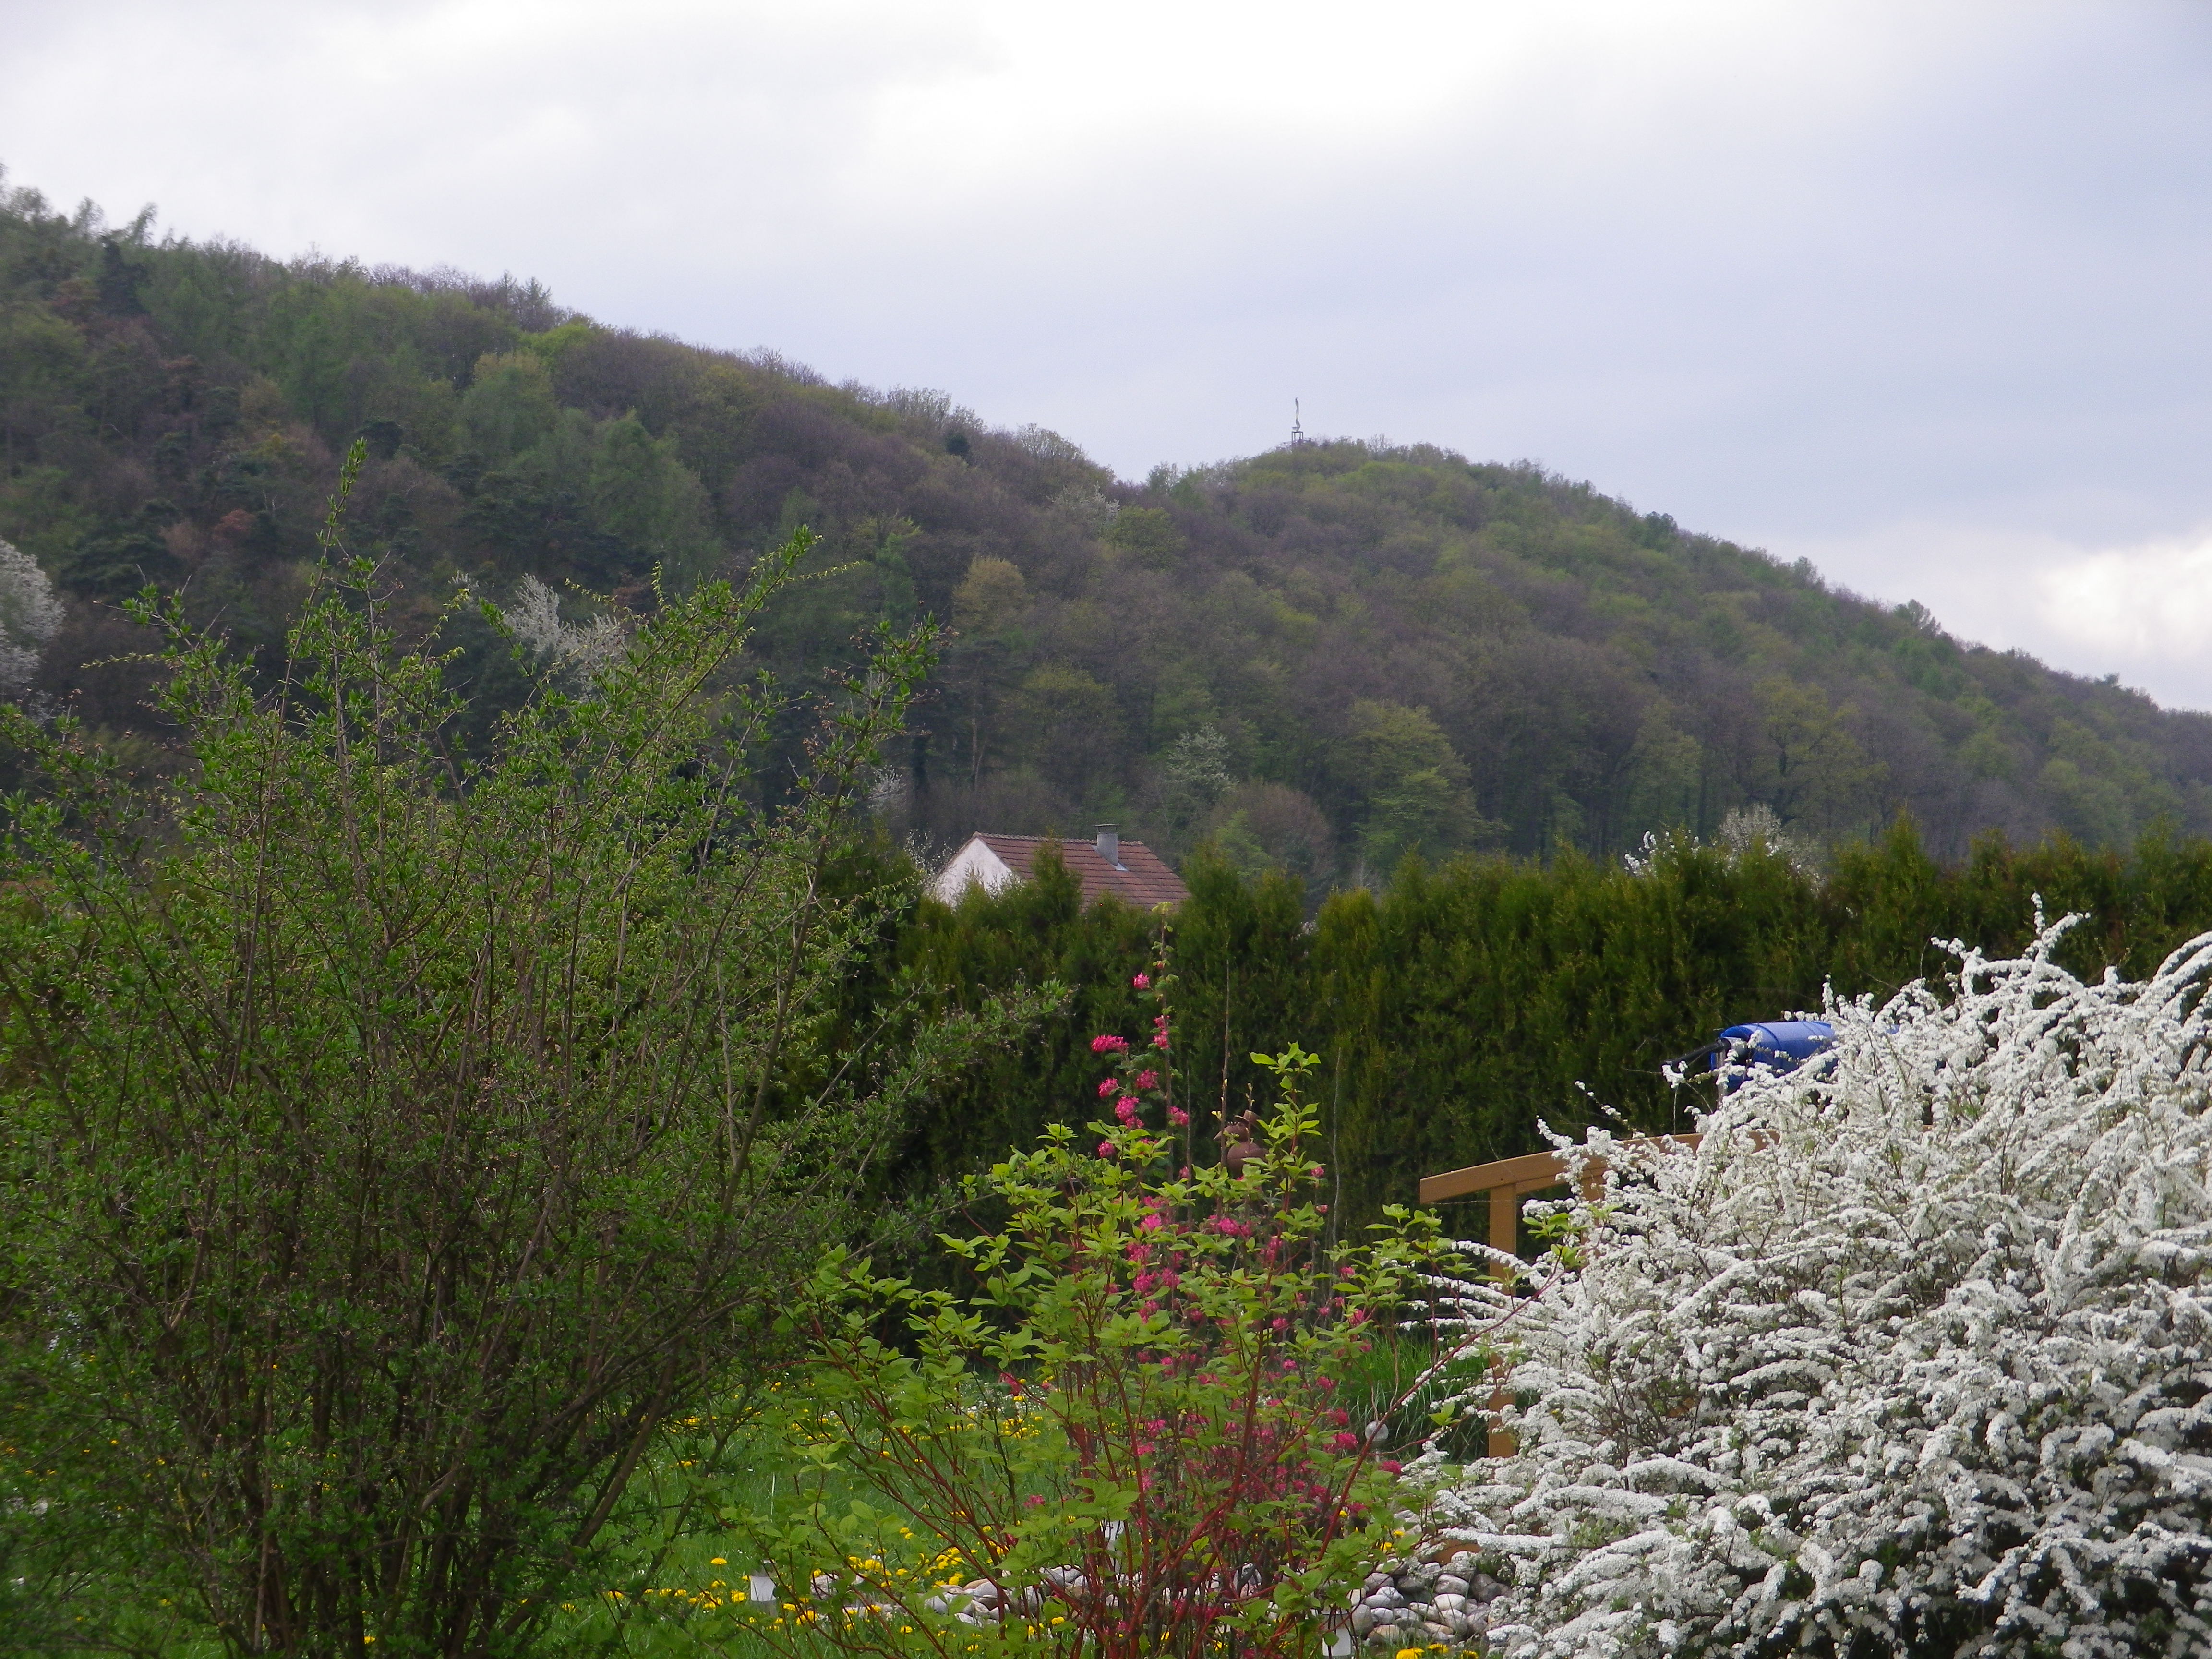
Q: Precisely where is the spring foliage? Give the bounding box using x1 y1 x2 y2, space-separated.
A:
1429 914 2212 1658
0 455 982 1657
766 986 1454 1659
6 172 2211 866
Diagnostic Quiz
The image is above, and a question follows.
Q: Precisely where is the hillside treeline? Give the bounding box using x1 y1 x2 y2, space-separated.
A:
4 175 2211 877
879 823 2212 1233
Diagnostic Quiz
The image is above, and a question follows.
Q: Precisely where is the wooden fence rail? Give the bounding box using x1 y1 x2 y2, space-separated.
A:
1418 1135 1701 1455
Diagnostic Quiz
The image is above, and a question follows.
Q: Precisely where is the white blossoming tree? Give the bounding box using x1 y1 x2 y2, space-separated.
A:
499 570 628 682
1428 913 2212 1658
0 536 62 701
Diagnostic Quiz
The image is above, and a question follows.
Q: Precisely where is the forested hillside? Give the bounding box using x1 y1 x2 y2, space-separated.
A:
5 171 2209 877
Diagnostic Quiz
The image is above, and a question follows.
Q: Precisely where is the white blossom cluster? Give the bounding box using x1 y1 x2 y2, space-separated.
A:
1622 805 1819 880
1426 914 2212 1658
0 535 62 701
500 573 626 684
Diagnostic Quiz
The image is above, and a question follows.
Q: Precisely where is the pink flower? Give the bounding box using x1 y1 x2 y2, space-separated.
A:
1132 973 1151 989
1380 1459 1403 1475
1116 1096 1142 1124
1271 1317 1290 1331
1098 1078 1118 1097
1139 1212 1165 1231
1152 1033 1170 1050
1167 1106 1189 1126
1098 1140 1117 1158
1330 1432 1360 1453
1156 1269 1180 1289
1133 1271 1158 1295
1091 1034 1129 1054
1136 1070 1160 1090
1310 1165 1325 1180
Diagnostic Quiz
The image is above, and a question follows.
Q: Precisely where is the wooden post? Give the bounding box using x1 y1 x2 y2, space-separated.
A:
1488 1185 1517 1279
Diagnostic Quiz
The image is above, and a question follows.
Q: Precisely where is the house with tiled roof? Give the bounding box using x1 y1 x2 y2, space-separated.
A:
931 825 1189 910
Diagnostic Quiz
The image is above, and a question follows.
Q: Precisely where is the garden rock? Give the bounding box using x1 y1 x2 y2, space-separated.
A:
1345 1551 1495 1651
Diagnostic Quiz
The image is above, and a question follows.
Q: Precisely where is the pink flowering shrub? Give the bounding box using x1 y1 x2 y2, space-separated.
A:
766 963 1457 1659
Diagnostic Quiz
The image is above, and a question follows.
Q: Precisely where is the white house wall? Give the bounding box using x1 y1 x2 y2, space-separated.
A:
931 838 1018 903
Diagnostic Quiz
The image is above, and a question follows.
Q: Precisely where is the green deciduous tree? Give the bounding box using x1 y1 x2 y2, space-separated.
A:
457 349 560 465
1203 781 1334 891
585 410 722 591
1341 700 1488 876
1751 676 1883 835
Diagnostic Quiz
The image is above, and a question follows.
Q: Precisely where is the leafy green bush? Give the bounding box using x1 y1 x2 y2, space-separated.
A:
0 450 998 1657
757 965 1460 1659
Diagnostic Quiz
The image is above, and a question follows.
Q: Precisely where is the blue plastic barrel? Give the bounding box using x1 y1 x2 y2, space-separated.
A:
1710 1020 1835 1091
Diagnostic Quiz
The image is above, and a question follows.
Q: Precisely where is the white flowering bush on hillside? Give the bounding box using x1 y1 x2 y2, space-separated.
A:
0 535 62 700
1428 913 2212 1658
499 570 628 682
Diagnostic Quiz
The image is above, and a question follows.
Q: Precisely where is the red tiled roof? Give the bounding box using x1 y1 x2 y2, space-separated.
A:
970 834 1189 909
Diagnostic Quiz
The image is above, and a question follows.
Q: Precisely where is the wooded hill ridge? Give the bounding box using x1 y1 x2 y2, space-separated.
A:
4 171 2208 878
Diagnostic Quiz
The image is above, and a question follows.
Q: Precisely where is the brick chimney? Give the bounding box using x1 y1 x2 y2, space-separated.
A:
1094 823 1122 867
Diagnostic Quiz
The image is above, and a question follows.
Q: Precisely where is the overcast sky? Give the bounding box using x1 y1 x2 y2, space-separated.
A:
7 0 2211 706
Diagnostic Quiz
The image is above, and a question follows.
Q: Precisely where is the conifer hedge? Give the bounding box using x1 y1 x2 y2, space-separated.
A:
881 826 2212 1234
